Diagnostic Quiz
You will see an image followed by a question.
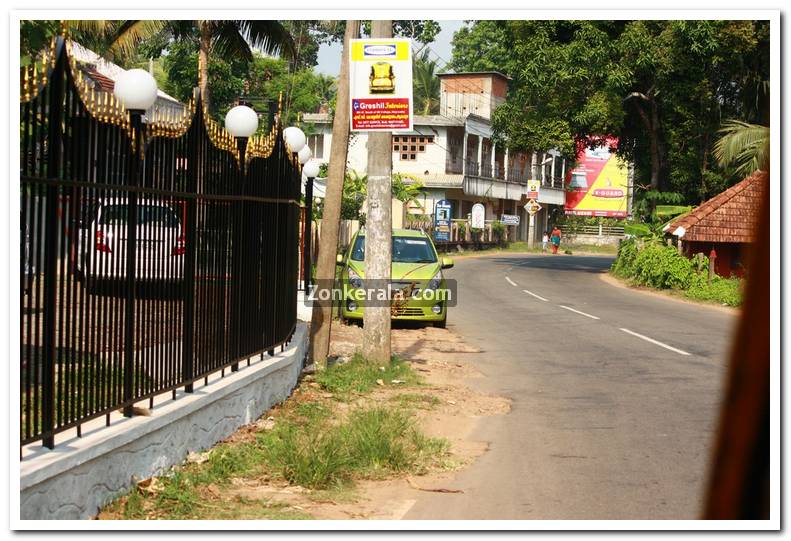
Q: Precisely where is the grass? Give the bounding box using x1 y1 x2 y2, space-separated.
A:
259 406 449 489
389 393 441 410
102 352 451 519
315 353 422 398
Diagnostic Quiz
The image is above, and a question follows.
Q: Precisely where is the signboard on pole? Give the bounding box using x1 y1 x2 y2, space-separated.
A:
349 39 413 132
471 203 486 229
433 200 452 243
527 180 541 200
564 136 630 217
501 214 520 226
524 199 542 216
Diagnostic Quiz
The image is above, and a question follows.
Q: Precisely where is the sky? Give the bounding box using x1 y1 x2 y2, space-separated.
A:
315 20 466 77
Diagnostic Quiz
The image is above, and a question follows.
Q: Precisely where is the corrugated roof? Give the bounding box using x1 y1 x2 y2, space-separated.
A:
667 170 767 243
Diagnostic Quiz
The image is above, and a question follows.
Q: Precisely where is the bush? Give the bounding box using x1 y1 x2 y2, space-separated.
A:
686 274 743 306
491 221 507 246
610 237 744 306
611 238 641 277
632 242 696 289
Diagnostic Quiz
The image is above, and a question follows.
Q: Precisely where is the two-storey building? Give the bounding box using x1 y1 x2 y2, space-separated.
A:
302 71 568 242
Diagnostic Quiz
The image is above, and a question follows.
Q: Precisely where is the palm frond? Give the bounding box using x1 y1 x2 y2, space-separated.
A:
714 119 769 175
107 20 166 58
211 21 254 62
235 20 295 60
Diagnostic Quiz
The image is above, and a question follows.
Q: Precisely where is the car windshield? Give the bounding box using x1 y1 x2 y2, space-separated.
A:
350 236 437 264
99 204 180 227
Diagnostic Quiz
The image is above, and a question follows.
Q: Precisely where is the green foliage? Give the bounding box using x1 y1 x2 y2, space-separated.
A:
611 238 642 277
20 20 59 66
413 50 440 115
452 20 769 206
491 221 507 246
686 274 743 306
623 223 654 238
611 238 743 306
714 120 769 176
632 242 696 289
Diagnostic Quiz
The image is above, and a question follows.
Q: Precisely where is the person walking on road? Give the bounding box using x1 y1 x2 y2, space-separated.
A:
542 231 549 253
550 226 562 254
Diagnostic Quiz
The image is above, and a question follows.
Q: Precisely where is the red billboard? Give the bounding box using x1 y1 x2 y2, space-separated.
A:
565 136 630 218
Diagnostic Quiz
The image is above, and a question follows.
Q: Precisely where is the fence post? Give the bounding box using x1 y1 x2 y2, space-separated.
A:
182 106 199 393
41 40 65 449
123 111 144 417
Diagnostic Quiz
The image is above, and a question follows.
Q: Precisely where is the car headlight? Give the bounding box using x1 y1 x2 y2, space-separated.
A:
348 267 363 289
426 270 442 291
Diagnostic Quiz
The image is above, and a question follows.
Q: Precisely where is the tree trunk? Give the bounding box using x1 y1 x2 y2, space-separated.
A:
198 21 211 114
309 20 359 369
362 20 394 365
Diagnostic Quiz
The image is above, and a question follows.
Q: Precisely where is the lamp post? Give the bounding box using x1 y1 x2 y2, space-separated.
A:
114 68 159 417
282 127 308 291
301 159 320 292
225 102 259 371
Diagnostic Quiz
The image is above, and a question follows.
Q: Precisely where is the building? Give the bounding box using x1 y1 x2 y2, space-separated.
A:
69 41 186 119
301 71 568 242
665 170 767 277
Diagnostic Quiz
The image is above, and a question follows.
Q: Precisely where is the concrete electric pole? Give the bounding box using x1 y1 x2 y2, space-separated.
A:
362 19 394 365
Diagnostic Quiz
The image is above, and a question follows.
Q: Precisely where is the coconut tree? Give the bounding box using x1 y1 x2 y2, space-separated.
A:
714 120 770 175
79 19 294 115
413 49 440 115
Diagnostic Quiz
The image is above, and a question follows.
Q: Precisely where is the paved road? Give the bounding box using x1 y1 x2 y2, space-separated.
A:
405 253 738 520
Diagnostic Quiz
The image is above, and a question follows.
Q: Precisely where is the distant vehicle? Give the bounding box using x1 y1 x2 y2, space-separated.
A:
369 62 395 94
336 228 453 328
77 199 185 285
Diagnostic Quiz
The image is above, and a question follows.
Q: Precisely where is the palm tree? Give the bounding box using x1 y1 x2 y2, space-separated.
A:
412 49 440 116
84 19 294 114
315 74 337 112
714 120 770 176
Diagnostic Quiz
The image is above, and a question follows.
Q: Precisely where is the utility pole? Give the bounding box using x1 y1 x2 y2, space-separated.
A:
362 20 394 365
309 20 360 369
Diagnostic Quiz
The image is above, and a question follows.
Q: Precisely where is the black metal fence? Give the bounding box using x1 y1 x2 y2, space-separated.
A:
20 36 301 450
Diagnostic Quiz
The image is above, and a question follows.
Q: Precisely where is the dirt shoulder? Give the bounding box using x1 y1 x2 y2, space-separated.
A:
99 323 508 520
600 272 740 315
288 323 510 519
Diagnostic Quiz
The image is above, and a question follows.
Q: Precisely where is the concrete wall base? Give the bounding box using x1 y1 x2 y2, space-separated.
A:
567 233 623 246
19 322 308 520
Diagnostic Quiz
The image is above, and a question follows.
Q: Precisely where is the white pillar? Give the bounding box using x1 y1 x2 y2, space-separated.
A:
504 148 510 181
550 154 556 188
530 151 537 181
491 141 496 178
462 133 468 175
477 136 483 176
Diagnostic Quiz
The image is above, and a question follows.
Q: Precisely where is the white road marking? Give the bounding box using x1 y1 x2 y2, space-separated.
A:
559 305 600 320
523 289 549 302
505 276 518 287
619 328 691 356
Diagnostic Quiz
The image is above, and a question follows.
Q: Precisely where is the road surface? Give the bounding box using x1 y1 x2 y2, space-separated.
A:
405 253 738 520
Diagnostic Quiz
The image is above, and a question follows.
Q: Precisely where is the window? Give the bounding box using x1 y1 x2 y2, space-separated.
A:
307 134 324 160
392 135 434 160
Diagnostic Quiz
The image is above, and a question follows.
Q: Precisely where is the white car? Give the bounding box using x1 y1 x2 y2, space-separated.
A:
77 198 185 284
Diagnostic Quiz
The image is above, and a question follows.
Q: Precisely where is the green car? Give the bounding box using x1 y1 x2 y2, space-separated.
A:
336 228 454 328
